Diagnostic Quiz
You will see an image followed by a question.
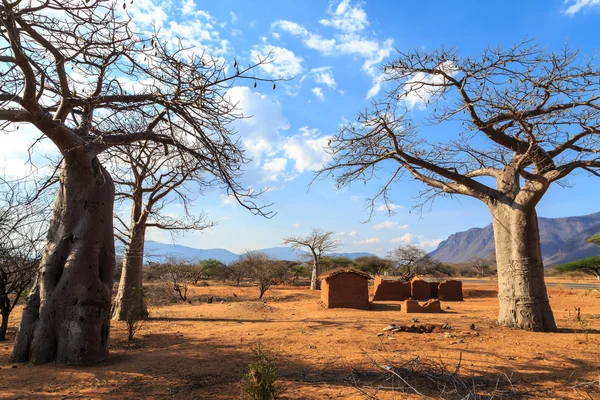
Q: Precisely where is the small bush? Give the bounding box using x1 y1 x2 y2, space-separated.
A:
240 344 282 400
126 287 146 340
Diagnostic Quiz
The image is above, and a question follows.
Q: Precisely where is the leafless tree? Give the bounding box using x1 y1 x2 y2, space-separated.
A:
318 40 600 331
387 245 451 281
238 252 283 299
107 141 215 321
282 229 340 290
1 1 276 364
0 178 48 341
155 258 200 303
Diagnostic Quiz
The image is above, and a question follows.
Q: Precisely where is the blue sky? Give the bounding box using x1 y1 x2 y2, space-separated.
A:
2 0 599 256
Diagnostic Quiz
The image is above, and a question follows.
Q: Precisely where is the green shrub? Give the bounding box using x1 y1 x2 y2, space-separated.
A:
240 344 283 400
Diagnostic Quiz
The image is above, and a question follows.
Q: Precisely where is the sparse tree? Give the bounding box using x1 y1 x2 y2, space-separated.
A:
1 1 276 363
108 141 215 321
0 179 48 341
556 235 600 280
238 252 281 299
318 41 600 331
354 256 393 276
282 229 340 290
387 245 451 281
156 258 199 302
227 261 248 286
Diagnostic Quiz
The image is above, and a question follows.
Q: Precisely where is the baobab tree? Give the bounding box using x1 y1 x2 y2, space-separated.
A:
107 141 215 321
318 41 600 331
282 229 340 290
1 1 275 364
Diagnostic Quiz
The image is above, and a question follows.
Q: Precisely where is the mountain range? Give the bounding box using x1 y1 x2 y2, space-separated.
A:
429 212 600 265
141 240 376 264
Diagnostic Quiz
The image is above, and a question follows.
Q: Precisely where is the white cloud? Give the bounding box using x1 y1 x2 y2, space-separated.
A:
312 87 325 100
292 223 301 228
400 61 458 110
251 44 304 79
284 128 330 173
373 220 398 230
220 194 235 205
397 224 409 230
355 237 380 245
226 86 290 163
0 124 58 179
299 67 337 93
348 231 357 236
319 0 369 33
230 11 238 24
391 233 415 244
337 232 346 236
225 87 331 184
180 0 196 14
271 1 393 98
391 233 442 251
126 1 230 57
262 157 288 181
376 203 403 212
564 0 600 14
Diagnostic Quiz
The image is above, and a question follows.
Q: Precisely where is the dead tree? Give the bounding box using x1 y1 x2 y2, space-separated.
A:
107 141 215 321
0 1 275 364
317 41 600 331
282 229 340 290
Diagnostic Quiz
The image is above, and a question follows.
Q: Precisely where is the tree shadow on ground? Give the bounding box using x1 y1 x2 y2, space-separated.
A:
2 329 599 400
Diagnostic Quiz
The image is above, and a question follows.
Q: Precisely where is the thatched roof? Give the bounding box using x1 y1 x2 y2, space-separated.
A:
319 268 372 281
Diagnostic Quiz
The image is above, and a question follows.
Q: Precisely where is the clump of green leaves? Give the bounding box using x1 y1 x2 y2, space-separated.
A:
240 344 283 400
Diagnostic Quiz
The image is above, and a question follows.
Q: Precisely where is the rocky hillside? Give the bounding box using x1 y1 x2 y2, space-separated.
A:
429 212 600 265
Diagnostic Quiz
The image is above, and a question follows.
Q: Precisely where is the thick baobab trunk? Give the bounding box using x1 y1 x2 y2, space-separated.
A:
111 222 148 321
12 161 115 364
310 257 320 290
490 204 556 331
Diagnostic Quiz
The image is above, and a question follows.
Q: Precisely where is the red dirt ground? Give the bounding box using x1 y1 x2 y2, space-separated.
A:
1 281 599 399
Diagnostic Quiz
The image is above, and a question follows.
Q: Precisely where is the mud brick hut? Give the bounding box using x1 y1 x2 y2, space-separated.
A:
403 299 442 313
372 276 411 301
320 268 372 309
438 280 463 301
410 276 431 301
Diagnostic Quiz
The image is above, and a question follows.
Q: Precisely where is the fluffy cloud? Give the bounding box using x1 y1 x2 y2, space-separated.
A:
271 0 393 98
376 203 403 212
251 45 304 79
319 0 369 33
180 0 196 14
226 86 290 162
312 87 325 100
373 220 398 230
355 237 380 245
125 0 229 56
262 158 288 181
0 124 58 179
391 233 442 251
400 61 458 110
284 128 330 173
348 231 357 236
301 67 337 89
226 87 330 183
564 0 600 14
